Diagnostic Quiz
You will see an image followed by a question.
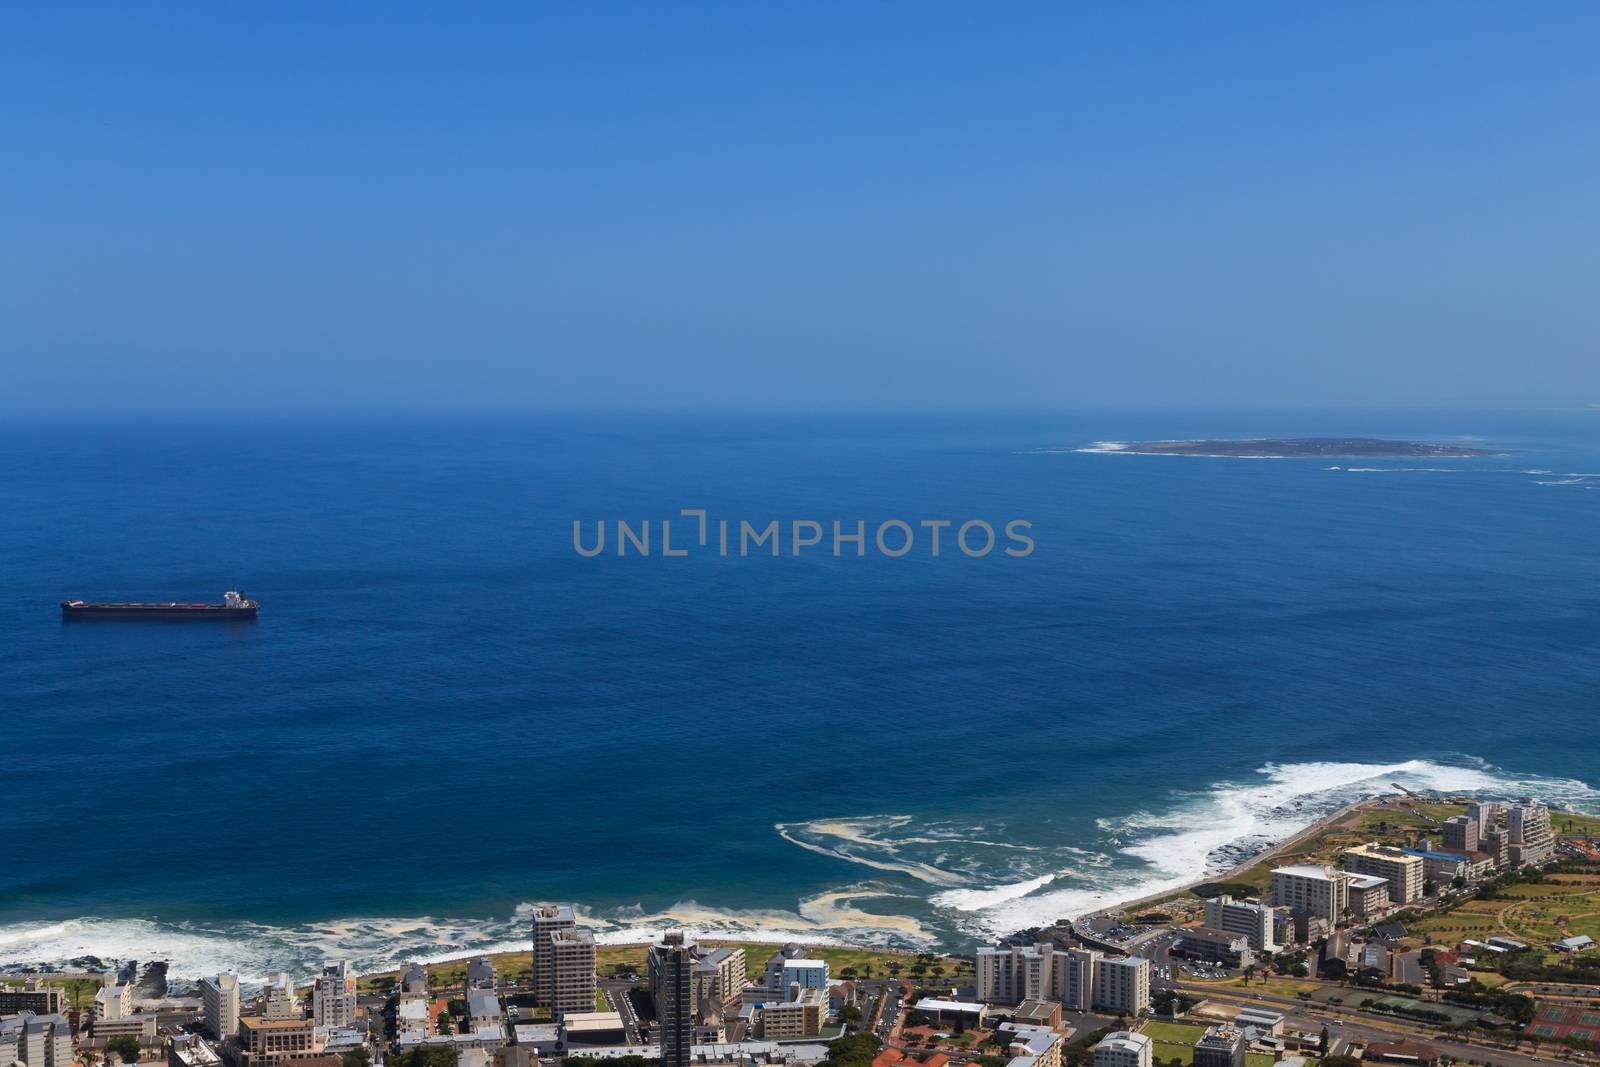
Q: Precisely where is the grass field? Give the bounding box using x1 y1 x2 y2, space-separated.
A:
1407 873 1600 958
1189 975 1326 997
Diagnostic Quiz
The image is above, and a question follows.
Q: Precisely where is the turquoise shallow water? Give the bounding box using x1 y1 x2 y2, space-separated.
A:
2 410 1597 980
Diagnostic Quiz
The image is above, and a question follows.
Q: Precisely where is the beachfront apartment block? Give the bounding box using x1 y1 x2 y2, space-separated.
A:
261 973 300 1020
532 904 578 1010
312 961 357 1029
1 1012 74 1067
1093 1031 1152 1067
1441 816 1478 855
979 944 1150 1015
653 933 696 1067
1507 802 1555 867
694 947 747 1012
200 973 240 1042
1340 844 1424 904
548 929 598 1017
1096 956 1151 1015
976 943 1057 1005
1270 864 1347 925
1202 896 1277 951
1343 874 1390 917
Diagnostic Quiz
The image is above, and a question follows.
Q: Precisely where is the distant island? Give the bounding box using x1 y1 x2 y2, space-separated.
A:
1082 436 1494 458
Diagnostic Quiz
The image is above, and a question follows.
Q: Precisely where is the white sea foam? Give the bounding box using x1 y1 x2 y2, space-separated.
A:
926 757 1598 939
0 889 934 987
6 760 1592 982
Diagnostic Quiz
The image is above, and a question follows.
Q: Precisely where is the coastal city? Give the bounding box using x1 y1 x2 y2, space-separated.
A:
4 795 1598 1067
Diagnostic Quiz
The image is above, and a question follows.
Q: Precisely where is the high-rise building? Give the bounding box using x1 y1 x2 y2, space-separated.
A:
312 961 356 1029
95 979 135 1023
694 948 747 1013
262 973 300 1020
1271 864 1349 924
201 973 240 1041
1093 1031 1152 1067
532 904 579 1010
1507 802 1555 867
1340 844 1425 904
1 1012 75 1067
1466 801 1500 840
549 929 598 1017
1441 816 1478 855
654 933 696 1067
1193 1027 1245 1067
976 944 1055 1006
1202 897 1277 951
1093 957 1150 1016
1055 948 1099 1012
977 943 1145 1015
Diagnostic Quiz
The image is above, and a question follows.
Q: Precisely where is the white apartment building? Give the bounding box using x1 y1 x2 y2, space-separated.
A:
1094 956 1150 1016
262 973 300 1020
1340 844 1424 904
1270 864 1348 924
201 973 240 1041
1093 1031 1152 1067
1507 802 1555 866
1202 896 1277 951
977 943 1148 1015
313 961 357 1029
2 1012 75 1067
94 979 135 1022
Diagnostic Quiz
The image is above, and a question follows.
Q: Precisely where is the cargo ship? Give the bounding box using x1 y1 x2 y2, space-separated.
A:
60 589 260 620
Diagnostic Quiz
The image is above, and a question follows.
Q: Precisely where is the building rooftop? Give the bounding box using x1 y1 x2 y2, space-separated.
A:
914 998 986 1014
562 1012 624 1034
1274 864 1338 879
240 1016 313 1031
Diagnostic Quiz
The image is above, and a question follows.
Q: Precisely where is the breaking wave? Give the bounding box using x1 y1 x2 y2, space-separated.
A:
5 759 1593 983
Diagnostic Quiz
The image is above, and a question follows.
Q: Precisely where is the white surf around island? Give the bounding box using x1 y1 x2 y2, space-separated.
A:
1 757 1593 987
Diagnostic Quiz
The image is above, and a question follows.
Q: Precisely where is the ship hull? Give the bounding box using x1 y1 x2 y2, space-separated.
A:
61 603 259 620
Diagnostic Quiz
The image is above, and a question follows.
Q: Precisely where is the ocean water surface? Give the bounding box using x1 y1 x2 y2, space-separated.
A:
2 409 1597 983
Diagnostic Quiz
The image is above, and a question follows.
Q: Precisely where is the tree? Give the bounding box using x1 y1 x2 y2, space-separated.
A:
457 1015 472 1034
343 1049 371 1067
1320 1026 1330 1056
105 1037 141 1064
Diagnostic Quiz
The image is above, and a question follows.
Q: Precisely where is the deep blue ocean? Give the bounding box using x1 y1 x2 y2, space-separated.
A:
2 410 1597 982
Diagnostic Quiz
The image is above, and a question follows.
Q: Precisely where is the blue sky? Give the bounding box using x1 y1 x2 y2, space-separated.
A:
3 4 1598 413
